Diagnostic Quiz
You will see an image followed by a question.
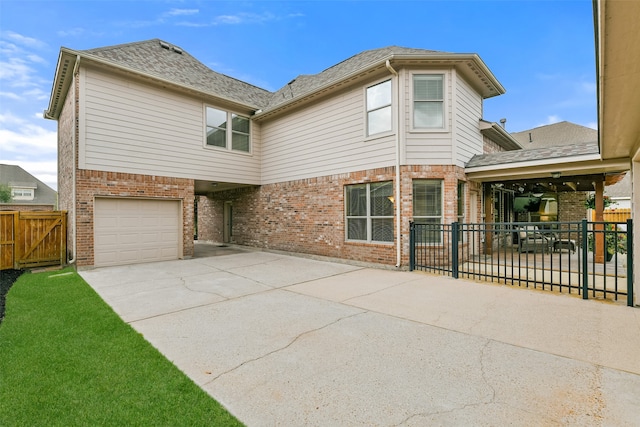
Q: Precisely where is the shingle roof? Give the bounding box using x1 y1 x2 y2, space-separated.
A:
511 121 597 149
81 41 445 111
263 46 443 110
466 142 600 168
0 164 57 206
83 39 272 108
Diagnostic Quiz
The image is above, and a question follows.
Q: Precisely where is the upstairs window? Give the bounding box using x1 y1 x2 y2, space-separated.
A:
366 79 392 136
206 107 251 153
413 74 444 129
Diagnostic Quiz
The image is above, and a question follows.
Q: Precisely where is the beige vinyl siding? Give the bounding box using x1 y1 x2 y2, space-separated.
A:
404 69 454 164
79 67 260 184
453 74 483 166
261 85 396 184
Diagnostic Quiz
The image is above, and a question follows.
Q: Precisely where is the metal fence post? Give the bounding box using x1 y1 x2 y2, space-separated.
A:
627 219 634 307
452 222 459 279
582 219 589 300
409 221 415 271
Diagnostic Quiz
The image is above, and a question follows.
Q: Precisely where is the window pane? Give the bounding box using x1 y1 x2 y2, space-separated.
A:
232 132 250 152
414 75 443 100
370 182 393 216
414 102 443 128
413 180 442 217
367 80 391 110
347 218 367 240
206 107 227 129
206 127 226 147
372 218 393 242
368 106 392 135
346 185 367 216
231 114 250 133
414 218 442 244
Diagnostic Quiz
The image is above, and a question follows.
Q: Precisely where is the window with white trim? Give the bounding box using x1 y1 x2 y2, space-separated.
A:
11 188 34 200
346 181 394 242
366 79 392 136
413 74 444 129
413 180 443 243
205 106 251 152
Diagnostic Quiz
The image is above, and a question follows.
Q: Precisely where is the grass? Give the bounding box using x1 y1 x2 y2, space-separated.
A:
0 268 243 426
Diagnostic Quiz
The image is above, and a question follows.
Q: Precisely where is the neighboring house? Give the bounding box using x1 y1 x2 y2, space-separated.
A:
465 120 627 226
0 164 57 211
45 39 521 267
512 122 630 214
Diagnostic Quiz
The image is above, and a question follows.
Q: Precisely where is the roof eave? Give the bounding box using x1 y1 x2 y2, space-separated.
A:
46 47 262 120
479 120 522 151
44 48 78 120
255 52 505 121
465 154 629 182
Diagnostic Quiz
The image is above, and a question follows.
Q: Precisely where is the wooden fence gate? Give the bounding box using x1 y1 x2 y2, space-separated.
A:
0 211 67 270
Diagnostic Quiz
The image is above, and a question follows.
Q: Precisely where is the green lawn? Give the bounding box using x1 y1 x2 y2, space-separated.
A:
0 268 243 426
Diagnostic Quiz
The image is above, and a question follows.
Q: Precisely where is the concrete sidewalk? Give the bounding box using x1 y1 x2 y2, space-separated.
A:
79 247 640 426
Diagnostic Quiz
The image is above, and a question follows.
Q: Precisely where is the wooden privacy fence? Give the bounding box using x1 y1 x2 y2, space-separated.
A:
591 208 632 223
0 211 67 270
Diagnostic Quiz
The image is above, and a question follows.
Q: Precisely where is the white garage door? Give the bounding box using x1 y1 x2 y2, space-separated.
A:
94 198 181 267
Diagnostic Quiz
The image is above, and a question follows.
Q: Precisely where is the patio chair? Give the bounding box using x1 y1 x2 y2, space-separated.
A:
518 226 553 253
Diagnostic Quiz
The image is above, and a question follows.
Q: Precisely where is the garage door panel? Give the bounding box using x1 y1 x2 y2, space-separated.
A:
94 198 181 267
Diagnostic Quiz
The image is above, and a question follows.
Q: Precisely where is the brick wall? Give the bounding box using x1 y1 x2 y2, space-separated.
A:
57 73 76 260
196 195 222 242
0 204 54 212
558 191 589 222
207 165 467 267
75 170 194 266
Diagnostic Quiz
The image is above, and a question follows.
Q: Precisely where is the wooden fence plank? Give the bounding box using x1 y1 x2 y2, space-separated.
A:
0 211 67 270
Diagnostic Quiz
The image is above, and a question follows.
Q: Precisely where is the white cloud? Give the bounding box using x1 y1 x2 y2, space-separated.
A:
165 8 199 17
537 115 562 127
0 91 21 100
1 31 47 49
213 12 276 25
57 28 85 37
0 114 57 154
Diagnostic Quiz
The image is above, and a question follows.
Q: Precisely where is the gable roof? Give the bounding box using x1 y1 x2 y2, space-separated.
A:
45 39 505 120
0 164 57 206
511 121 597 149
84 39 272 108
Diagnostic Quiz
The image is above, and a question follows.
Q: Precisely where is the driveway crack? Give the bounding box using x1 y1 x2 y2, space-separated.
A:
203 311 365 385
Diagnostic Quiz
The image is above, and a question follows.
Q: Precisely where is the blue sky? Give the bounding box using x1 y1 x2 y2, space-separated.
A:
0 0 596 190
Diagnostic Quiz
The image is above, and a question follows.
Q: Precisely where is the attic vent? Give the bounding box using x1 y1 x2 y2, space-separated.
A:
159 41 171 50
172 46 183 54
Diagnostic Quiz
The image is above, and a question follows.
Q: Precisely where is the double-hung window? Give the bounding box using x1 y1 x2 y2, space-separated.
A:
413 74 444 129
346 181 394 243
413 180 443 243
206 106 251 153
366 79 392 136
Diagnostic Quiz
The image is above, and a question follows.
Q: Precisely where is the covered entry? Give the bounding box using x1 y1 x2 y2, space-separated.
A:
94 198 181 267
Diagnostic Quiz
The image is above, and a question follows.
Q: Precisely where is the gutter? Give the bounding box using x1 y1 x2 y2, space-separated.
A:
385 60 402 268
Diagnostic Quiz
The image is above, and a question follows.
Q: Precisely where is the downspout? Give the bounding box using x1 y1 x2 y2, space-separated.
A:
67 55 81 265
386 60 402 268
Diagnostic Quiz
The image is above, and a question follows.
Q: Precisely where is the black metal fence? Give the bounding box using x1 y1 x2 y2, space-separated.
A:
409 220 634 306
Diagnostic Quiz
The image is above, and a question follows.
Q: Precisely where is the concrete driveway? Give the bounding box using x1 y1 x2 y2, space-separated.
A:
79 245 640 426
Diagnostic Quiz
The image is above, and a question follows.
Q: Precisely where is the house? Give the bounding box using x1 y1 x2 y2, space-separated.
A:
0 164 57 211
595 0 639 298
44 40 522 268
